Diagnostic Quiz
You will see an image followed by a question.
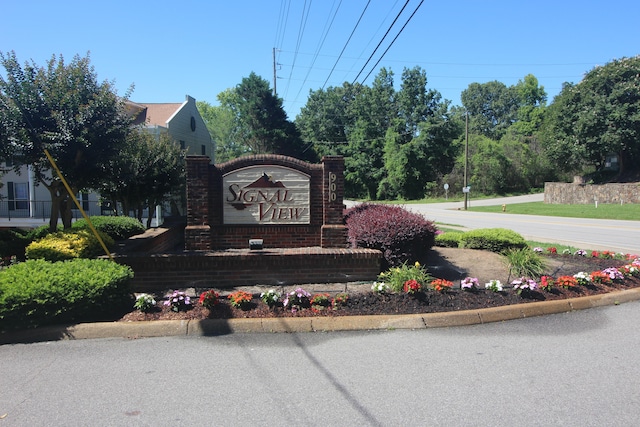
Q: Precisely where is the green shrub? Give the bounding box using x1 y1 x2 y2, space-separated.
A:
459 228 527 253
72 216 146 240
0 229 31 260
25 230 114 262
26 224 63 241
0 258 134 330
435 231 463 248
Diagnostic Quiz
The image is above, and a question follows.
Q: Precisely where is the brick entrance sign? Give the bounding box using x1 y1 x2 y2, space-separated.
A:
116 155 381 291
185 154 348 250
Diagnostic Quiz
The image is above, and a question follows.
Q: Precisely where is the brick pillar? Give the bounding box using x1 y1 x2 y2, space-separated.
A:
321 156 347 247
185 155 211 250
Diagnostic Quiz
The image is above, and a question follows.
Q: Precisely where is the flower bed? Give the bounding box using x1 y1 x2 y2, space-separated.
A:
121 250 640 321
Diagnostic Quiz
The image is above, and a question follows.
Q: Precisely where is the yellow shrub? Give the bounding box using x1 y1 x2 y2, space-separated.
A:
25 230 114 262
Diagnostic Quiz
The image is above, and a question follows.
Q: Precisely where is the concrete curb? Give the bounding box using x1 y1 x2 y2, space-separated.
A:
3 288 640 344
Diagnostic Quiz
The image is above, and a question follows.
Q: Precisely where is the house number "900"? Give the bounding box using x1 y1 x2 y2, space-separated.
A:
328 172 337 202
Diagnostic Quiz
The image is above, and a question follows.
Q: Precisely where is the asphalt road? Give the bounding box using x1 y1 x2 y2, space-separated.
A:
348 194 640 254
2 300 640 426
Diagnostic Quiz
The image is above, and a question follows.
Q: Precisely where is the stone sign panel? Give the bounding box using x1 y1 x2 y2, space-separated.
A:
223 166 310 224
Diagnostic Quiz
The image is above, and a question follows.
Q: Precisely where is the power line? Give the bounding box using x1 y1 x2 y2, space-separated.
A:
321 0 371 90
350 0 410 85
292 0 343 103
282 0 313 101
360 0 425 84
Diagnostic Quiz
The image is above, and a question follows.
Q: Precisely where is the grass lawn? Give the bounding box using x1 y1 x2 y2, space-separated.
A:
468 201 640 221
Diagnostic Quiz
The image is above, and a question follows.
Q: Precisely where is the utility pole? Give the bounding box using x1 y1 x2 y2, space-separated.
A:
464 111 469 210
272 47 277 97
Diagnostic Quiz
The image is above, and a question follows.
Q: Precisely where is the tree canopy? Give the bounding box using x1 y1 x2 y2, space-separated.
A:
542 56 640 179
199 72 315 163
0 51 132 229
296 66 462 200
97 127 185 227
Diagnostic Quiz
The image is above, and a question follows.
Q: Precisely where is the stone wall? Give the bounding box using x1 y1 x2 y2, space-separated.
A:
544 182 640 204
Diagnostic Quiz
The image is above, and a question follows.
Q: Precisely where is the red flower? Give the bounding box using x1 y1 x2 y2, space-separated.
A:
540 276 554 291
546 247 557 254
403 279 422 294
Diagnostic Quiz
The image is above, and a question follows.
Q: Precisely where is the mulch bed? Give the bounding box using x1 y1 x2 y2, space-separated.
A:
119 254 640 321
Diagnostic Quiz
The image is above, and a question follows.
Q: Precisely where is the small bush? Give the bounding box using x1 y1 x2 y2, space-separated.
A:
435 231 463 248
25 230 114 262
26 224 63 241
72 216 146 240
0 229 31 260
344 204 438 269
0 258 134 330
459 228 527 253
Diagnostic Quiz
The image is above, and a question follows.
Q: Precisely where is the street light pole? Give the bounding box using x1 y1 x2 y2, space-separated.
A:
464 111 469 210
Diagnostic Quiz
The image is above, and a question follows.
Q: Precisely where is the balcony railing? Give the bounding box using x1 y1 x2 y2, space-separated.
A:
0 199 107 221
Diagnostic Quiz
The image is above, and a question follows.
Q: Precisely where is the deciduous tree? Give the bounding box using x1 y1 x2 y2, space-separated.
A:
0 51 131 230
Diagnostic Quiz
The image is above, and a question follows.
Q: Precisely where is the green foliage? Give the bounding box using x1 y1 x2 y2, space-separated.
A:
377 261 432 293
213 72 315 161
0 258 134 330
0 50 132 230
25 229 114 261
27 224 63 241
542 56 640 176
503 247 547 279
434 231 463 248
297 66 460 200
97 128 185 227
72 216 145 240
461 80 519 140
458 228 527 253
0 229 30 260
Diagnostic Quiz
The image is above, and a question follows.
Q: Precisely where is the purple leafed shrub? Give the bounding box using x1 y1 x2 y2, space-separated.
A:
344 204 438 269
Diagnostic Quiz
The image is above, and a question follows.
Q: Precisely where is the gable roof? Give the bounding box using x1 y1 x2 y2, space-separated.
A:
138 102 184 127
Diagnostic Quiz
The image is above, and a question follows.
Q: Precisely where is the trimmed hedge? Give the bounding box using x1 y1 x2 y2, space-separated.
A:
25 230 115 262
72 216 146 240
435 231 463 248
344 203 438 269
27 216 146 242
458 228 527 253
0 259 134 331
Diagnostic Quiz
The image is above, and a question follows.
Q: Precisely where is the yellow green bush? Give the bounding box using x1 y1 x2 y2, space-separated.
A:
25 230 114 262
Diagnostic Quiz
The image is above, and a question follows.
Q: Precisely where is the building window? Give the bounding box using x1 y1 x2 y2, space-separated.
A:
7 182 28 210
71 192 90 211
179 140 186 150
201 145 206 155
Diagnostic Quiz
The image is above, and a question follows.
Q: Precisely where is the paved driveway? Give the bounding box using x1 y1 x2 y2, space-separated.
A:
2 300 640 426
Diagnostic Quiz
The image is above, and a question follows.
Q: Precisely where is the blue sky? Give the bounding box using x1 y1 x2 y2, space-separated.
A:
2 1 639 120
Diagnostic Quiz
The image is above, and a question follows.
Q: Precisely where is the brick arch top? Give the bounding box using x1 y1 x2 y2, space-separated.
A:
185 154 347 250
216 154 321 175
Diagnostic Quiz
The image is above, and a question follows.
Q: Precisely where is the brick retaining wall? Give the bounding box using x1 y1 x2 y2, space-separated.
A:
115 247 381 292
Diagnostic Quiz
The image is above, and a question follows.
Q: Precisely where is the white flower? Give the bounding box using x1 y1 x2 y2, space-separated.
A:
485 280 503 292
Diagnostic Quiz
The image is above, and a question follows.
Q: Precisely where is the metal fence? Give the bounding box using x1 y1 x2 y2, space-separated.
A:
0 199 105 221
